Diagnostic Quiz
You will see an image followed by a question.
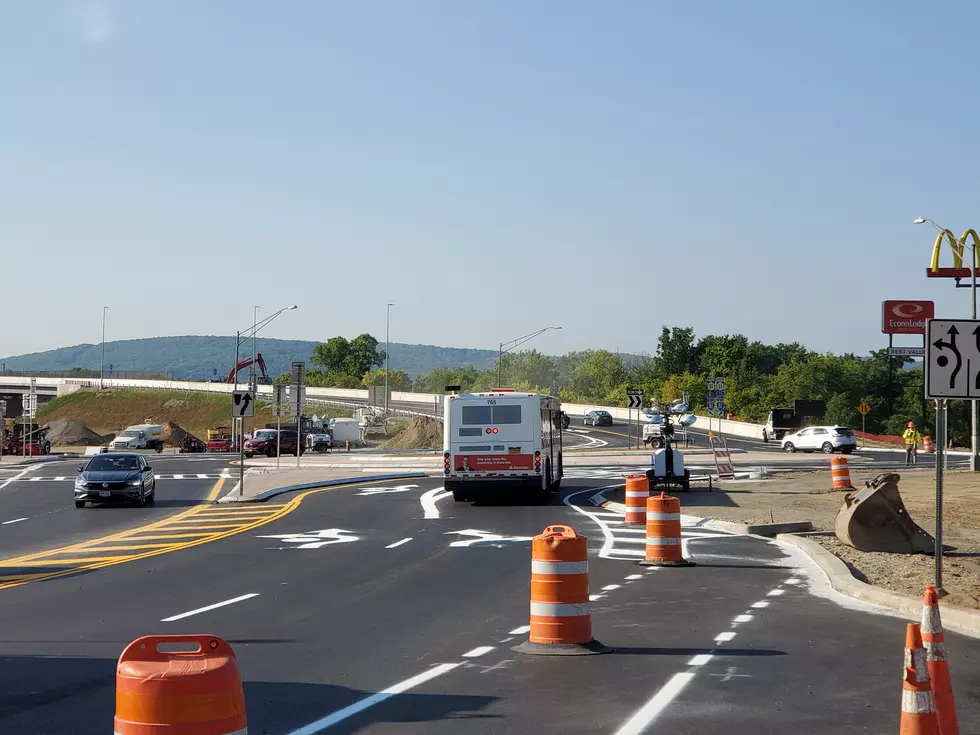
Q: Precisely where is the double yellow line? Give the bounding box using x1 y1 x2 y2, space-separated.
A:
0 477 393 590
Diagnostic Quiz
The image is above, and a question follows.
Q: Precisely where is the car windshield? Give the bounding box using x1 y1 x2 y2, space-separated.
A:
118 430 138 438
253 430 277 440
86 456 140 471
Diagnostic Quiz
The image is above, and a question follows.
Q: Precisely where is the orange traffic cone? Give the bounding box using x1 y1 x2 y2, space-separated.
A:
921 585 959 735
901 622 940 735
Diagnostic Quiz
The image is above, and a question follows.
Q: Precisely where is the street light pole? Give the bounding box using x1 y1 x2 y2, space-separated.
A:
916 217 980 469
497 326 562 388
385 304 395 414
99 306 109 390
252 306 260 393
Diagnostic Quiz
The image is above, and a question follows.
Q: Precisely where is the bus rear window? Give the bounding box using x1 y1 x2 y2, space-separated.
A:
460 404 523 425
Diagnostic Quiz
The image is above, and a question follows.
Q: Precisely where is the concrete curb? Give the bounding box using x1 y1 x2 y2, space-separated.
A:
776 533 980 638
219 472 430 504
588 488 811 537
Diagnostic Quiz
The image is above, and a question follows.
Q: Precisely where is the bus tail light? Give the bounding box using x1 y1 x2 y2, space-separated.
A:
444 452 451 475
534 450 541 473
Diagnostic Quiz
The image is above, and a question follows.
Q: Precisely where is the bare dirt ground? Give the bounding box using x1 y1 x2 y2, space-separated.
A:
612 467 980 610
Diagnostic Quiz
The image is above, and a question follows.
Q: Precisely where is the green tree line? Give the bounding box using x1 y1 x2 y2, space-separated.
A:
290 328 951 442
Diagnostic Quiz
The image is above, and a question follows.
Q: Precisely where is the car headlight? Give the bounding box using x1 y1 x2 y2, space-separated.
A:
74 476 85 487
128 478 141 486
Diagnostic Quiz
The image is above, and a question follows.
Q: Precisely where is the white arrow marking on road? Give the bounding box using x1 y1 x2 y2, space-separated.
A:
257 528 359 549
420 487 451 519
356 484 419 496
2 517 27 525
445 529 533 547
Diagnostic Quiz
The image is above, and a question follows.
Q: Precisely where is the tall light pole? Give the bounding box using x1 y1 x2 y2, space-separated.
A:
385 303 395 415
99 306 109 390
230 305 298 447
498 326 561 388
916 216 979 471
252 306 261 391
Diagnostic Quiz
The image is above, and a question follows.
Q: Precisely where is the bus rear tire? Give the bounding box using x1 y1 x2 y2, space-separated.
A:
447 483 468 502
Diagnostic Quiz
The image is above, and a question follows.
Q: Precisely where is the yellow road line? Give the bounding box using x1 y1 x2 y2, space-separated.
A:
0 477 398 590
66 544 178 552
115 533 221 541
206 477 226 502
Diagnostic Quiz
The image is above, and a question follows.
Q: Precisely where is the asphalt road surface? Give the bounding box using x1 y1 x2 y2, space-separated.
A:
0 473 978 733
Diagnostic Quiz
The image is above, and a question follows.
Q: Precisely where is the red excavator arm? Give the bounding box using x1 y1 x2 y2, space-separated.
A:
225 353 271 383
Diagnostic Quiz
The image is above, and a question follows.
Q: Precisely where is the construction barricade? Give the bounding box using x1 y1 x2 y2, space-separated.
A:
831 456 853 490
921 585 959 734
115 634 247 735
514 525 609 655
624 474 649 525
638 492 695 567
901 622 940 734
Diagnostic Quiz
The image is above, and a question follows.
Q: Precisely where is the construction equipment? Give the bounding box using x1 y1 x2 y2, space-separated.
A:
176 434 206 453
355 406 388 441
2 422 51 456
834 473 941 554
224 353 271 384
206 426 233 452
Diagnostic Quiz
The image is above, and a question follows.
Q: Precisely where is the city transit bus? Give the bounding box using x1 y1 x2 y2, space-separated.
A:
443 390 563 502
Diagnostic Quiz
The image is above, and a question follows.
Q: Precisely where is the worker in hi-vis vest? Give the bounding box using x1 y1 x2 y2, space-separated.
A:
903 421 922 466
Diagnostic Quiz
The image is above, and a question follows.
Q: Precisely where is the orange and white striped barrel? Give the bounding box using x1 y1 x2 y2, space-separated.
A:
923 436 936 453
515 525 608 655
624 474 649 525
639 492 694 567
115 635 247 735
830 457 853 490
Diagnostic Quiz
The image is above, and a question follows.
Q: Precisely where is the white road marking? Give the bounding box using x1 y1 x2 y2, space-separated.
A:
498 636 514 643
462 646 494 658
714 632 736 643
0 464 42 490
625 574 643 580
733 614 753 623
601 584 621 591
197 473 209 479
358 484 419 496
767 589 785 597
385 538 413 549
1 518 27 525
446 529 532 548
421 488 452 519
283 663 460 735
53 476 66 482
29 477 42 482
613 672 696 734
509 625 530 635
172 474 184 479
257 528 359 549
161 593 259 622
688 654 713 666
751 601 770 609
785 577 801 584
589 594 605 601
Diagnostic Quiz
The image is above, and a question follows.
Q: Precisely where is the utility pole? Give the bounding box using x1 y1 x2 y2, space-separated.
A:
385 303 395 414
99 306 108 390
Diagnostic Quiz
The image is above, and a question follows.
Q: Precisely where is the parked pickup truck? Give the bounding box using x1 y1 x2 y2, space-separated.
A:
110 423 164 452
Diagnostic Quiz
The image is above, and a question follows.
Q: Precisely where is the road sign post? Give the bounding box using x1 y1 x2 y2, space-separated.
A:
231 390 255 498
707 378 725 437
856 400 871 440
273 384 286 470
935 399 948 597
292 362 306 468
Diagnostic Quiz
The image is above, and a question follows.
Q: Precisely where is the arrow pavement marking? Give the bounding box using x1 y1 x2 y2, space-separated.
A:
445 529 533 548
257 528 359 549
356 484 419 496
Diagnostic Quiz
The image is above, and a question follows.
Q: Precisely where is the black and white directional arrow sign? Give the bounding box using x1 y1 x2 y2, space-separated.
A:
926 319 979 398
232 390 254 417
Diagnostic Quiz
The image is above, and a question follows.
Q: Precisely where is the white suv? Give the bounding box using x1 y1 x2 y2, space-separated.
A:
781 426 857 455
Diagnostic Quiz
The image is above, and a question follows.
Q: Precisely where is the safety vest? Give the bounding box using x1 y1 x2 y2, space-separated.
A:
903 429 921 446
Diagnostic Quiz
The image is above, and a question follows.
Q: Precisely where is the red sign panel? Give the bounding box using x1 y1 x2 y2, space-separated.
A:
455 454 534 472
881 300 934 335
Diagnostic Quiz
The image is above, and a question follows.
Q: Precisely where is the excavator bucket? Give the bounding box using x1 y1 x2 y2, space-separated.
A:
834 473 936 554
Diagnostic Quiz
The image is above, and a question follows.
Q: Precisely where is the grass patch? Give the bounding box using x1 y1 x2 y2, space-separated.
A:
37 389 351 440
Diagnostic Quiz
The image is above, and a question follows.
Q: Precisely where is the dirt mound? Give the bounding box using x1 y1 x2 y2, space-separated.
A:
43 419 107 446
162 421 202 448
380 416 443 450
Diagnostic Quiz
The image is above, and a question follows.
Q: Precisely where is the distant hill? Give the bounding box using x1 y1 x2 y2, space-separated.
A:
0 336 499 379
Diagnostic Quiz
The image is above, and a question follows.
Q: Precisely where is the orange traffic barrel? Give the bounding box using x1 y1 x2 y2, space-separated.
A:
638 492 694 567
514 525 609 655
923 436 936 454
115 634 247 735
624 474 649 525
831 457 853 490
921 585 959 735
901 622 940 735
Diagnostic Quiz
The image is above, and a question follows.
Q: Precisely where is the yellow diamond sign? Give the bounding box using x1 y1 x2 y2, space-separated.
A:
857 401 871 416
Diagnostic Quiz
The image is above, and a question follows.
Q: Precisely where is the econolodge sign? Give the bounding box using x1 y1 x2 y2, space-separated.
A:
881 300 934 335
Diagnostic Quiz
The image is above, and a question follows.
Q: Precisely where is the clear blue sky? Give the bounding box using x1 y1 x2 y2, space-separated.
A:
2 0 978 359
